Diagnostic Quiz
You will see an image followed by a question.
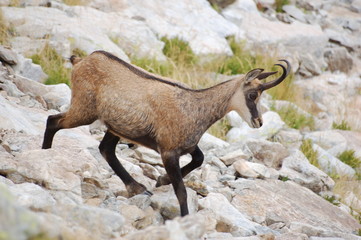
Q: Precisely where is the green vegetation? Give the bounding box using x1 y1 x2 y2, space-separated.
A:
72 48 87 58
278 175 290 182
161 37 197 65
216 37 272 75
31 44 71 85
300 139 319 168
131 57 174 78
274 0 290 12
323 195 340 206
337 149 361 171
332 120 352 131
207 118 232 140
272 104 315 130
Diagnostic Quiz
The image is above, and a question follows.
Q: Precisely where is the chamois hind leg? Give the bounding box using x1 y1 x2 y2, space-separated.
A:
99 130 152 197
161 150 189 216
42 108 96 149
156 146 204 187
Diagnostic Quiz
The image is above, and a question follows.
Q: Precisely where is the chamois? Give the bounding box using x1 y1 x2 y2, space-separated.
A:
42 50 290 216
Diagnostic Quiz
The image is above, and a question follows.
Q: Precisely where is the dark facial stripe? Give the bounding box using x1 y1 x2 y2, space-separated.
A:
245 91 259 119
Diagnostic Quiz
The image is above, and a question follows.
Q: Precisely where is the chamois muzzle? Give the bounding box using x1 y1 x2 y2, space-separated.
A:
260 59 291 91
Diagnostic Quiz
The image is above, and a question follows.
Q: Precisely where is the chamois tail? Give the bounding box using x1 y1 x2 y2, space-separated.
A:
69 55 82 65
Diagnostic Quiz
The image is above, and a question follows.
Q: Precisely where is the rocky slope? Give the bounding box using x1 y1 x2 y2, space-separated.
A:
0 0 361 240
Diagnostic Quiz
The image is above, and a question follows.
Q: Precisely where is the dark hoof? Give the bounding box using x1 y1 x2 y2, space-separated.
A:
155 175 171 187
142 190 153 196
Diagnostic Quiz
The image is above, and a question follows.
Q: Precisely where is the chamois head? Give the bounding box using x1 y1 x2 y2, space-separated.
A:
230 60 290 128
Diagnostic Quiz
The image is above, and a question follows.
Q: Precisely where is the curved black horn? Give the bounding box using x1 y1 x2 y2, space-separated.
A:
261 59 291 91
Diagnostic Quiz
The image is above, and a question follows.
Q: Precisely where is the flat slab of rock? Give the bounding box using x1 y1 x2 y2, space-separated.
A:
231 179 360 235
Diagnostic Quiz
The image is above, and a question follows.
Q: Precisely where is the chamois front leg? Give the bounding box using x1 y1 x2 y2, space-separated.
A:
99 130 152 197
161 150 189 216
156 146 204 187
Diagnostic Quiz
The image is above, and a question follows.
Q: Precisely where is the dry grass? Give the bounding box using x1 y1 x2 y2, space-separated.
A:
333 178 361 210
30 43 71 85
0 9 10 46
62 0 86 6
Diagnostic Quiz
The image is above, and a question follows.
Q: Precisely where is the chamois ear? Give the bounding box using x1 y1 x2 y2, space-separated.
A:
257 71 278 80
244 68 264 84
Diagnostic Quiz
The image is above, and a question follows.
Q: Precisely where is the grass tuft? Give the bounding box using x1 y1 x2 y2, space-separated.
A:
131 57 174 77
332 120 352 131
274 0 290 12
323 195 340 206
300 139 319 168
278 175 290 182
272 104 315 130
161 37 197 66
207 118 232 140
337 150 361 171
72 48 87 58
0 9 14 46
31 44 71 85
62 0 85 6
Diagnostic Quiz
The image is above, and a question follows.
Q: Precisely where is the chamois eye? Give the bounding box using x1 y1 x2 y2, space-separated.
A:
248 92 258 101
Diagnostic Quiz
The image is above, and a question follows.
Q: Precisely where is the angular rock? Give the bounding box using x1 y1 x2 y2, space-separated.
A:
8 182 56 211
231 179 360 234
184 174 209 196
246 139 289 169
275 129 303 149
282 5 307 23
199 132 230 151
199 192 273 237
278 149 334 193
52 204 124 239
230 10 328 70
125 214 206 240
351 0 361 13
298 53 322 77
324 47 353 73
226 111 285 142
121 0 238 56
234 159 277 180
1 6 130 61
296 74 361 132
151 186 198 220
220 149 250 166
0 45 18 65
335 131 361 159
11 74 71 111
0 94 49 135
12 55 47 82
312 144 356 178
0 183 42 240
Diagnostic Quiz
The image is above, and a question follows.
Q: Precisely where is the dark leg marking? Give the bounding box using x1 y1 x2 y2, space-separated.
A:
99 130 152 197
162 151 189 216
156 146 204 187
42 113 65 149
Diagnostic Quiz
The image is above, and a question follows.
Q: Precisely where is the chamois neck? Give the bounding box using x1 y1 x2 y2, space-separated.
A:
193 79 240 128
